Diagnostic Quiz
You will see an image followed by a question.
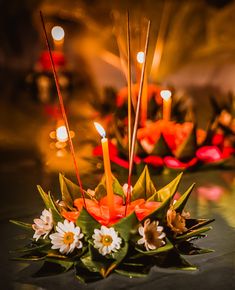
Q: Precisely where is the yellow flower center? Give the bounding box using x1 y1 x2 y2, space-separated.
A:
101 235 113 246
63 232 75 245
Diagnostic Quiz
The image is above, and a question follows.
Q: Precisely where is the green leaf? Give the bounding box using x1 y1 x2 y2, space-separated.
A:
157 249 198 270
94 174 125 201
186 218 215 231
115 269 148 278
48 192 64 223
9 220 33 231
135 238 173 255
59 174 82 206
10 242 49 254
176 241 214 255
148 172 183 202
132 166 157 201
175 125 197 161
75 262 102 283
11 252 47 261
151 134 172 157
37 186 63 224
113 212 139 241
80 248 105 274
175 226 212 241
112 176 125 199
173 183 195 213
143 191 174 222
76 208 100 238
94 175 106 200
32 259 74 277
103 241 129 277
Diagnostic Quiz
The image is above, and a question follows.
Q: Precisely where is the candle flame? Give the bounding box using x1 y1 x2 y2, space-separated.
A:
94 122 106 138
56 125 68 142
51 26 65 41
160 89 172 101
137 51 145 64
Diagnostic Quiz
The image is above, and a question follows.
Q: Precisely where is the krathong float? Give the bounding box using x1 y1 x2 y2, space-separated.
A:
93 117 235 174
10 165 214 283
10 12 214 284
92 9 234 174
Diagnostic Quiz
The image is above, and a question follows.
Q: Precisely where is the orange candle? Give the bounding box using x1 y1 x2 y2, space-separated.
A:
94 122 114 215
160 89 172 122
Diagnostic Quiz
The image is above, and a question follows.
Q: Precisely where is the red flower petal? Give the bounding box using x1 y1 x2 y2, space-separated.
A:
164 156 197 169
99 195 124 206
196 146 222 163
143 155 164 167
212 134 225 146
222 146 235 158
62 210 80 223
111 156 129 169
93 141 118 157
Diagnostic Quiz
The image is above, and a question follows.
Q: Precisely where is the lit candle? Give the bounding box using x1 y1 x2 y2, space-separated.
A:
56 125 69 142
137 51 145 64
160 89 172 122
94 122 115 215
137 51 148 126
51 26 65 51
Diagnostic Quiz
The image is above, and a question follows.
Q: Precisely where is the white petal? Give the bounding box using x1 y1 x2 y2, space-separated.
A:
94 229 100 235
157 226 163 232
57 222 65 233
137 238 145 245
138 226 144 236
100 225 108 234
78 233 84 239
147 244 156 250
158 233 166 239
76 241 83 249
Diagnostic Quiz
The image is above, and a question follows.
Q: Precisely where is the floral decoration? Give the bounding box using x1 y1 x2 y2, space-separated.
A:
93 120 234 173
92 226 122 256
32 209 53 241
10 166 214 283
49 219 84 255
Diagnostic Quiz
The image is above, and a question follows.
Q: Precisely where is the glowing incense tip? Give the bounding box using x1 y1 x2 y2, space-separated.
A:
137 51 145 64
160 89 172 101
94 122 106 138
51 26 65 41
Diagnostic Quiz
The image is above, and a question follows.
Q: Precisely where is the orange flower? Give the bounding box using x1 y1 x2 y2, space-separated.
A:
167 207 190 235
62 195 161 226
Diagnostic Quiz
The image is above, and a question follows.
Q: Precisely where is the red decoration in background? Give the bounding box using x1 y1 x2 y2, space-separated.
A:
117 84 162 108
93 132 234 171
39 51 66 71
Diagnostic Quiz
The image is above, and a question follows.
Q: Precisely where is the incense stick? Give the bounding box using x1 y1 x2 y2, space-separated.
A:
127 11 132 164
40 11 86 208
125 20 151 212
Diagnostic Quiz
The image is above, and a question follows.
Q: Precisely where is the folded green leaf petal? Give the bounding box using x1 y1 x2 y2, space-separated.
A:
132 166 157 201
148 172 183 202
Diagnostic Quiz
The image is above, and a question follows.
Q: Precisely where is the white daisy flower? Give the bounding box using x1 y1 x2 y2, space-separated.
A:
137 219 166 251
49 219 83 255
32 209 53 241
92 226 122 256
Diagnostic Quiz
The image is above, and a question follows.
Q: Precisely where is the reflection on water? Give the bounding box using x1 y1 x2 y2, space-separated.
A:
194 171 235 229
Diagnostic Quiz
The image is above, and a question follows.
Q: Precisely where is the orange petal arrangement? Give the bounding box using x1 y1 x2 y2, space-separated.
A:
10 12 215 284
93 115 234 173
